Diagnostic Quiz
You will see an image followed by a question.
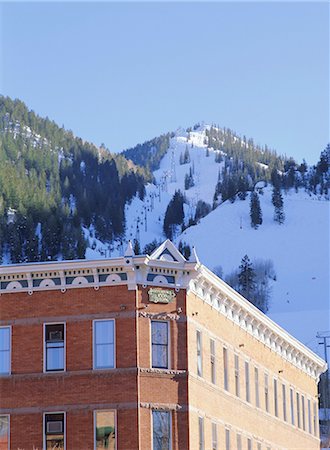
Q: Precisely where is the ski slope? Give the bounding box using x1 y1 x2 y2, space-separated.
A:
86 126 329 356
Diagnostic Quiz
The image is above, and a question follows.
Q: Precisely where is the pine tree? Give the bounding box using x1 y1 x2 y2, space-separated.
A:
133 239 141 255
272 187 285 224
238 255 256 301
250 192 262 229
163 191 185 239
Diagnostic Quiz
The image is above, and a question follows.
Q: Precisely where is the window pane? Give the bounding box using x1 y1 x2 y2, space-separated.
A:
0 352 10 375
46 346 64 371
95 321 114 345
96 344 114 369
0 416 9 449
45 413 64 450
152 322 168 369
0 329 10 351
95 411 116 450
153 411 170 450
152 344 168 369
198 417 204 450
152 322 168 345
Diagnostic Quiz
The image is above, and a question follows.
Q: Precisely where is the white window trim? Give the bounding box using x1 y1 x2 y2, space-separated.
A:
0 414 10 450
223 346 229 391
0 325 11 376
93 319 116 370
43 411 66 450
151 409 172 450
245 360 250 403
43 322 66 373
94 409 117 450
150 320 170 370
196 329 202 377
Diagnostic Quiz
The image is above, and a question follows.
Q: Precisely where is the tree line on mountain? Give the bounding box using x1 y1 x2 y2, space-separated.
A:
0 96 149 263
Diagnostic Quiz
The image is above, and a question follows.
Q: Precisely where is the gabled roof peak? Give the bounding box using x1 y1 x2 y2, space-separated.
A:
149 239 186 263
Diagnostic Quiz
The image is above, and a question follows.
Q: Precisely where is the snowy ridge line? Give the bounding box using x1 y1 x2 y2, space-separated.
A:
189 264 327 381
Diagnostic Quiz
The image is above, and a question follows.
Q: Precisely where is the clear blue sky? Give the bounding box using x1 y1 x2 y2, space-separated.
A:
1 1 329 163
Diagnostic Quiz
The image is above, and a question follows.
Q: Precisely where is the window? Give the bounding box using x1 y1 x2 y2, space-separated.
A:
254 367 259 407
234 355 240 397
264 374 269 412
223 347 229 391
247 437 252 450
257 443 261 450
95 410 116 450
196 331 202 376
210 339 216 384
274 379 278 417
245 362 250 402
290 388 295 425
308 399 312 434
44 324 65 372
0 327 10 375
211 422 217 450
296 393 301 428
236 434 242 450
301 395 306 430
151 321 169 369
0 415 9 449
225 429 230 450
313 401 317 436
198 417 204 450
94 320 115 370
44 413 65 450
282 384 287 421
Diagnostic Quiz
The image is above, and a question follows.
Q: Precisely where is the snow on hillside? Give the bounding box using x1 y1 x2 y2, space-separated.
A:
85 126 329 356
179 187 329 350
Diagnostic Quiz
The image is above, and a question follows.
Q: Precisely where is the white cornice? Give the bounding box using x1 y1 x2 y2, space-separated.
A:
188 265 326 381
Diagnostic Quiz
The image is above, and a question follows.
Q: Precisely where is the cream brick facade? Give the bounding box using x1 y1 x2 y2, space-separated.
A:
186 264 325 450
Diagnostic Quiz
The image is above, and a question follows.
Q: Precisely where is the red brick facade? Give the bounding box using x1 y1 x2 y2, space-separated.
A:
0 284 189 450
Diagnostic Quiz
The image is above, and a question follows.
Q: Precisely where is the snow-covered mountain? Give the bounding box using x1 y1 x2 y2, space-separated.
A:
85 125 329 355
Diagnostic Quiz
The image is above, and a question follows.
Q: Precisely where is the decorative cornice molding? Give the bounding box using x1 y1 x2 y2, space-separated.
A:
188 265 327 381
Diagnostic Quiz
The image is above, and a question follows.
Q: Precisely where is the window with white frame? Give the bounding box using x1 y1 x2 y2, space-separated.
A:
223 347 229 391
234 354 240 397
282 384 287 422
290 388 295 425
225 428 230 450
210 339 216 384
151 321 169 369
308 399 312 434
196 330 202 377
211 422 217 450
94 320 115 370
44 413 65 450
0 327 10 375
264 373 269 412
95 410 116 450
198 416 204 450
302 395 306 431
0 415 9 449
254 367 259 407
236 434 242 450
274 379 278 417
245 361 250 403
297 392 301 428
153 410 171 450
313 401 317 436
44 324 65 372
247 437 252 450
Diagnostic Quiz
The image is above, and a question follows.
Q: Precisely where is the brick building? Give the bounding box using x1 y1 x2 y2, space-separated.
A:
0 240 326 450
